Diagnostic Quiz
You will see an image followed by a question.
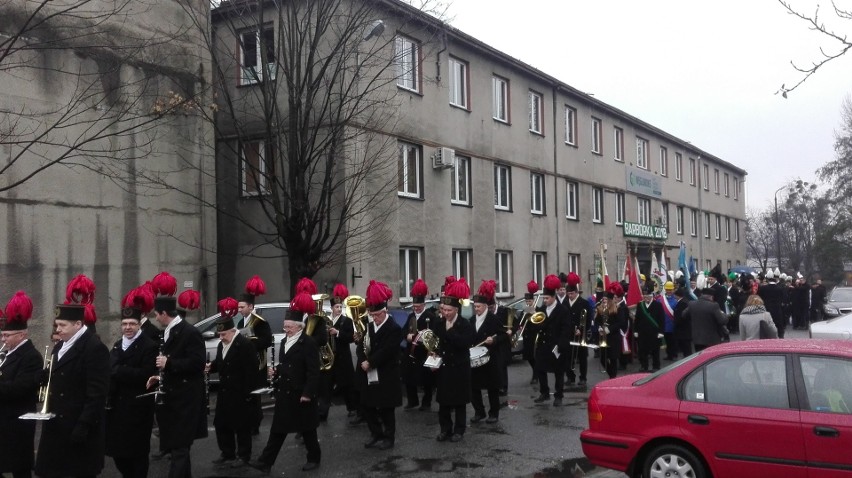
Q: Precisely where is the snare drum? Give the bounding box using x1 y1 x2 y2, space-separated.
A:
469 346 490 368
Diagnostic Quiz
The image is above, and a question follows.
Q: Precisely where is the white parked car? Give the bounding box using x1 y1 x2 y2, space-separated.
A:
809 312 852 340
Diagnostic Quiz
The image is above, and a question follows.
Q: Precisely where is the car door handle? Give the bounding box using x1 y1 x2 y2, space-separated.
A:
814 426 839 437
688 415 709 425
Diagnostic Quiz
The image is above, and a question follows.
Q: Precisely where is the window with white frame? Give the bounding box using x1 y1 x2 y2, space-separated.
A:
395 35 420 92
705 259 712 270
398 247 422 299
494 164 512 210
661 202 669 230
566 181 579 220
239 27 276 86
675 153 683 181
615 192 625 225
591 117 602 154
703 164 710 190
715 214 721 239
638 198 651 224
676 206 684 234
452 249 472 281
492 75 509 122
448 56 468 109
659 146 668 176
451 155 471 205
397 141 422 198
690 209 697 236
636 137 649 169
613 126 624 161
714 168 720 194
241 140 271 196
704 212 711 238
725 217 731 241
565 106 577 145
733 177 739 199
734 219 740 242
495 251 513 294
724 173 730 197
530 172 545 215
689 157 696 186
727 260 732 271
592 187 604 223
566 254 580 274
532 252 546 288
529 91 543 134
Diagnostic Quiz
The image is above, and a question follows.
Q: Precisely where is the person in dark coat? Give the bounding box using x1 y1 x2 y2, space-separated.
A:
250 305 321 473
811 279 827 323
403 279 437 411
207 298 259 467
237 276 273 435
596 283 628 379
758 272 785 338
533 274 571 407
357 280 403 451
0 292 43 478
141 317 161 342
672 287 693 357
791 277 810 330
490 300 513 396
519 281 540 384
682 289 729 351
328 284 357 416
563 273 589 387
106 304 158 478
146 291 207 478
469 282 506 424
634 284 665 372
433 278 474 442
35 304 110 478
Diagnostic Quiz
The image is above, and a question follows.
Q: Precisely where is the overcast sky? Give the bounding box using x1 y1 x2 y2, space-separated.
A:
446 0 852 213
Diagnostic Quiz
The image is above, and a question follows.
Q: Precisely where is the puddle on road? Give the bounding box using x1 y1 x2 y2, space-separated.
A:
532 457 595 477
371 455 484 473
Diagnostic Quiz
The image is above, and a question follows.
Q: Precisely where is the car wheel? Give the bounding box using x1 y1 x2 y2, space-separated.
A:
642 444 707 478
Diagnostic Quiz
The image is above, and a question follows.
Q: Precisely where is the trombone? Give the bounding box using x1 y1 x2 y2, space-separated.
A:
20 345 56 420
512 294 542 348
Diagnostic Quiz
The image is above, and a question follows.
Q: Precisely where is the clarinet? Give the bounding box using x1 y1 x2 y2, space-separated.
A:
204 352 211 415
155 336 166 406
269 341 278 393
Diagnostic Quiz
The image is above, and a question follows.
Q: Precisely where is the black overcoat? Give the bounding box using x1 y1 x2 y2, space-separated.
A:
533 302 571 373
469 312 505 390
673 298 692 341
141 318 161 342
245 312 273 387
210 333 258 430
35 328 110 478
156 319 208 450
635 300 665 349
271 333 319 433
520 309 540 361
564 297 592 342
105 333 158 458
329 314 355 389
434 314 474 406
356 317 403 408
0 339 42 473
403 308 437 382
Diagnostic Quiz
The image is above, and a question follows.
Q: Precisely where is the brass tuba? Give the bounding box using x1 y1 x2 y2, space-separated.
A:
308 293 335 371
529 311 546 325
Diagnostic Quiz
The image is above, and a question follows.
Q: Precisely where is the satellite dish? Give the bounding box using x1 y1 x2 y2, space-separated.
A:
363 20 385 41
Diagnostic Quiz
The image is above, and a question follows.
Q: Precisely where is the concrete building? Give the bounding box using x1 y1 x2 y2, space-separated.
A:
212 0 747 304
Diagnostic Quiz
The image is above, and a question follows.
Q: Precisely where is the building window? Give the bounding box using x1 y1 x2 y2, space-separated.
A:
636 137 649 170
566 181 579 220
705 259 712 270
529 91 544 134
239 27 275 86
661 202 669 230
565 106 577 145
532 252 546 288
704 212 711 238
613 126 624 161
448 56 469 109
494 164 512 210
676 206 684 234
638 198 651 224
714 169 720 194
734 219 740 242
733 177 739 199
395 35 420 92
615 192 625 225
675 153 683 181
689 157 696 186
592 187 604 223
659 146 668 176
398 247 422 299
591 117 602 154
690 209 697 236
241 141 270 196
495 251 513 295
492 75 509 123
724 173 730 197
715 214 721 239
530 172 545 215
703 164 710 190
725 217 731 241
566 254 580 274
451 155 471 205
452 249 472 281
397 141 422 198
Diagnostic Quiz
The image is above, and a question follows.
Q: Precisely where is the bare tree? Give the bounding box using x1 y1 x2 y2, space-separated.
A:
746 208 777 271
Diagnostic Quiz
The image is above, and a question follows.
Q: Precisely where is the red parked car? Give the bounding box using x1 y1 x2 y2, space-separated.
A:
581 339 852 478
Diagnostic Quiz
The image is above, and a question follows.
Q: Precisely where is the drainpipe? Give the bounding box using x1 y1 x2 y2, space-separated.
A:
552 83 560 272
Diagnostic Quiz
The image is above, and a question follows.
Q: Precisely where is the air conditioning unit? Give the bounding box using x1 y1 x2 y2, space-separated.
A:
432 147 455 170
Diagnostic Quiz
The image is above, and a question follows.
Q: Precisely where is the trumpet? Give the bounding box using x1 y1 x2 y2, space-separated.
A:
20 345 56 420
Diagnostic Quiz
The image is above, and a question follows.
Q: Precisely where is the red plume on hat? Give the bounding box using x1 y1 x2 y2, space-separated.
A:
527 281 539 295
178 290 201 311
567 272 581 287
217 297 239 318
365 280 392 309
65 274 95 305
5 291 33 323
544 274 562 292
290 292 316 315
122 285 155 314
607 282 625 297
476 279 496 302
84 303 97 325
333 283 349 299
410 279 428 298
445 277 471 300
151 272 177 296
444 276 457 289
245 275 266 297
295 277 318 295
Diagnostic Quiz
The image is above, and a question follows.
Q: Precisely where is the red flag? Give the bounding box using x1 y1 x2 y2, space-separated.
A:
626 250 643 308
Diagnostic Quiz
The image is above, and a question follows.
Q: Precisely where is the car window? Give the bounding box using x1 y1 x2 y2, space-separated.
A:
257 307 287 334
196 316 220 334
830 288 852 302
634 353 701 386
800 356 852 414
692 355 789 408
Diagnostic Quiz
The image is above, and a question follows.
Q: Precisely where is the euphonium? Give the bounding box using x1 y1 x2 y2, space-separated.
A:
20 345 55 420
308 294 335 372
343 295 367 337
529 311 546 325
419 328 440 354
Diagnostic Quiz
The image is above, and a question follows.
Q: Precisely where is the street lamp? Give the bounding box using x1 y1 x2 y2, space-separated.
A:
774 185 786 271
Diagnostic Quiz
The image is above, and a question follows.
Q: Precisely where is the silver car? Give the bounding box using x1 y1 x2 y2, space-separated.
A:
810 312 852 340
824 286 852 319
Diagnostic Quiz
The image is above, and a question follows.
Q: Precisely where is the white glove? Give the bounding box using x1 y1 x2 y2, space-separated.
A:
657 333 664 339
633 332 639 338
603 327 610 335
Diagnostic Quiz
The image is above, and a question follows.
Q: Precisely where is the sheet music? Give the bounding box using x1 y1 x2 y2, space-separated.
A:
552 345 560 359
367 368 379 384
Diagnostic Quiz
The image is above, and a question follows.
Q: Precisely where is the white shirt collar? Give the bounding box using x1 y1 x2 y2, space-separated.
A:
164 316 183 342
121 329 142 351
285 330 303 353
58 325 88 360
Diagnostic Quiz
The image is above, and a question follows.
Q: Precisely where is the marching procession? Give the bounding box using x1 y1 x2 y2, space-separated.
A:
0 261 807 478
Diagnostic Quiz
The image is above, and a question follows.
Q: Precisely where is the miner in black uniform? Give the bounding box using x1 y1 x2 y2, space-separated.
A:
328 283 357 416
238 276 272 434
403 279 437 410
434 278 474 442
533 274 571 407
563 272 590 388
469 281 506 423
